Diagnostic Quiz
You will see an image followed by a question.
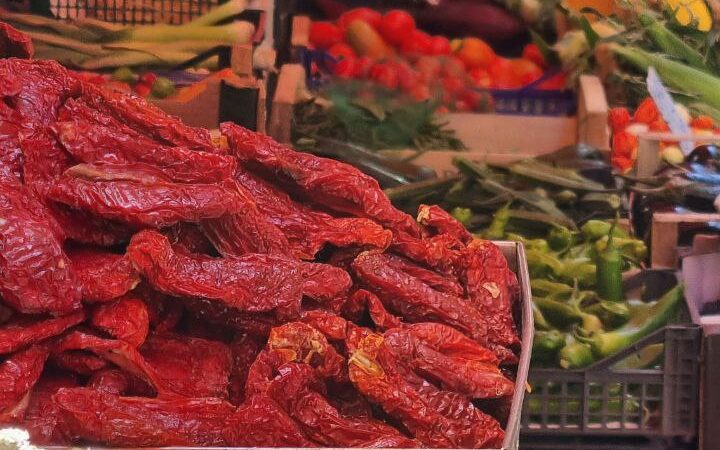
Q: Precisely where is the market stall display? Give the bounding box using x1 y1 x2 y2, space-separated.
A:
0 21 531 448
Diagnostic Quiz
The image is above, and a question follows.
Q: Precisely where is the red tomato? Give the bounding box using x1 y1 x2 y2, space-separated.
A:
309 21 343 50
442 76 465 95
380 10 416 46
633 98 659 125
370 63 399 89
608 107 631 132
139 72 157 86
511 58 543 86
133 83 152 97
338 8 382 30
441 55 466 78
428 36 451 55
488 57 521 89
522 43 546 68
454 99 471 112
537 72 567 90
400 29 432 60
353 56 374 78
327 42 356 61
414 56 442 82
394 62 418 92
455 37 495 70
469 67 492 88
409 83 431 102
333 55 357 79
460 89 483 110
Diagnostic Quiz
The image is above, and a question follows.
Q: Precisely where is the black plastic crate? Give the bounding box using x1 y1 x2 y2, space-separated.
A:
46 0 225 25
521 272 702 441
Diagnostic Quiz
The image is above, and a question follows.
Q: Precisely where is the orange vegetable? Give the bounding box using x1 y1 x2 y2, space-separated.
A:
345 20 392 60
488 57 521 89
510 58 543 86
633 98 659 125
691 115 715 129
608 107 630 132
455 37 495 69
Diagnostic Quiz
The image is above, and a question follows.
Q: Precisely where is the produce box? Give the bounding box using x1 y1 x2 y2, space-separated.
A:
521 270 701 441
268 62 609 175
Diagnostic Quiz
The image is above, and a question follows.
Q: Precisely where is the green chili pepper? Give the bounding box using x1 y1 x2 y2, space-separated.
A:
552 189 578 206
532 330 566 363
559 341 595 369
614 343 664 369
568 287 604 333
526 249 564 279
593 236 648 263
532 301 553 331
505 233 551 253
576 284 684 359
530 279 573 301
595 219 624 302
484 204 510 239
585 299 631 328
558 258 596 288
534 296 581 328
581 219 629 241
547 225 577 252
450 206 473 227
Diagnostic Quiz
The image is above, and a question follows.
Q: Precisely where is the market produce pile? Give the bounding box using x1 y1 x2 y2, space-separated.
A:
0 30 522 449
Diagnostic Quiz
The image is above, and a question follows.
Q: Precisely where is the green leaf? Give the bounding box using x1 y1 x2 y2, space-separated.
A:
508 159 615 192
350 97 386 121
579 16 600 48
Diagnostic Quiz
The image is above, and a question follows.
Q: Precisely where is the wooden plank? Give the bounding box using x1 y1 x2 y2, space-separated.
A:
651 219 680 268
268 64 305 143
291 16 312 48
576 75 610 151
653 212 720 223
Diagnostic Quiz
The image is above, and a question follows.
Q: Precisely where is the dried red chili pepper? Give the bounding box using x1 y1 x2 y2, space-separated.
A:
50 204 133 247
458 239 520 356
228 333 265 405
348 289 402 331
268 322 346 381
67 246 140 303
48 174 247 228
384 253 464 296
87 369 131 396
140 332 232 399
163 222 216 255
234 169 393 259
223 123 419 237
390 231 463 273
127 230 305 316
300 310 350 341
223 394 316 447
0 346 49 422
91 298 149 347
202 206 293 257
417 204 472 243
54 99 236 183
54 387 235 447
0 177 81 315
0 311 84 355
0 22 33 58
300 261 352 307
267 362 417 448
51 351 107 375
80 86 218 154
23 373 78 445
20 132 74 199
56 331 164 395
352 252 505 355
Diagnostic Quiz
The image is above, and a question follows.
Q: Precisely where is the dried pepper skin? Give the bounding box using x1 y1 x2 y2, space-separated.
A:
223 394 316 447
0 23 33 58
50 351 107 375
347 328 505 448
417 204 472 243
202 207 292 257
459 239 520 354
300 310 350 341
267 363 417 448
0 98 24 180
0 177 81 315
67 246 140 303
54 99 236 183
267 322 346 381
127 230 305 316
384 326 514 399
352 252 489 344
234 170 392 259
0 346 49 422
228 333 265 405
48 175 247 228
0 312 84 355
140 332 232 399
87 369 131 395
299 261 353 306
348 289 402 331
81 85 218 154
50 204 134 247
22 373 78 445
20 131 74 199
163 223 216 255
54 388 235 447
390 231 463 274
91 298 149 347
223 123 419 237
56 331 164 395
384 254 464 297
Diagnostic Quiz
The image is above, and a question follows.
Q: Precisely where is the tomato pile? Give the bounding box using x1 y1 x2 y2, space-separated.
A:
309 8 566 112
609 98 720 172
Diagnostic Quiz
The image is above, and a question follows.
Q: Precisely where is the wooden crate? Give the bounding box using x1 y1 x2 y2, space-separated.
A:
636 132 720 268
269 16 610 174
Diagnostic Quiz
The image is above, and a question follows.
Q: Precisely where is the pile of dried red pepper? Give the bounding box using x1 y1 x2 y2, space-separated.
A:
0 24 521 449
